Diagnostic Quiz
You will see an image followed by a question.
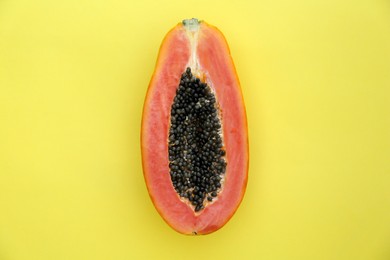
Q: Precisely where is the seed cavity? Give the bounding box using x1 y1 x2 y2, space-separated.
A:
168 67 226 212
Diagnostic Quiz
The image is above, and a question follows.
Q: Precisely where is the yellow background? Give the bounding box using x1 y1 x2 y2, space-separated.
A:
0 0 389 259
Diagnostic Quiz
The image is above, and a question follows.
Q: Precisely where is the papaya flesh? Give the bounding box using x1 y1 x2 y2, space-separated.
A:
141 18 248 235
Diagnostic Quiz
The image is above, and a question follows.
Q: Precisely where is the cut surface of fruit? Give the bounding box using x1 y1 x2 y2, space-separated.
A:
141 18 248 235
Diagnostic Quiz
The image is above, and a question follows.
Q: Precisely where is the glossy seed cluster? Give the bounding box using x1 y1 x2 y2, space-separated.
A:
168 67 227 212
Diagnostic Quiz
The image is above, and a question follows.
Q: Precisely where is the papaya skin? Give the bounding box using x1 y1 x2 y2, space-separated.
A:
141 19 248 235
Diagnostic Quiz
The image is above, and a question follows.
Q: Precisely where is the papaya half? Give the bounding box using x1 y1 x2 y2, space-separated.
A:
141 18 248 235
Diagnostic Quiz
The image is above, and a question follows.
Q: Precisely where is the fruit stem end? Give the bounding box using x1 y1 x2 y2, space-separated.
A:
183 18 200 32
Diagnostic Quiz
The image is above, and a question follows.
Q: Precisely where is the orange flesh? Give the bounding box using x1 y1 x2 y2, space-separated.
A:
141 20 248 235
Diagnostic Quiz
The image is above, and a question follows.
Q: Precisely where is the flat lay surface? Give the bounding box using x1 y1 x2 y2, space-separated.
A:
0 0 389 259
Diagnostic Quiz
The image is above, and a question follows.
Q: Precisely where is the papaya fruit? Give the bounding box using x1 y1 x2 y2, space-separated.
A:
141 18 248 235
